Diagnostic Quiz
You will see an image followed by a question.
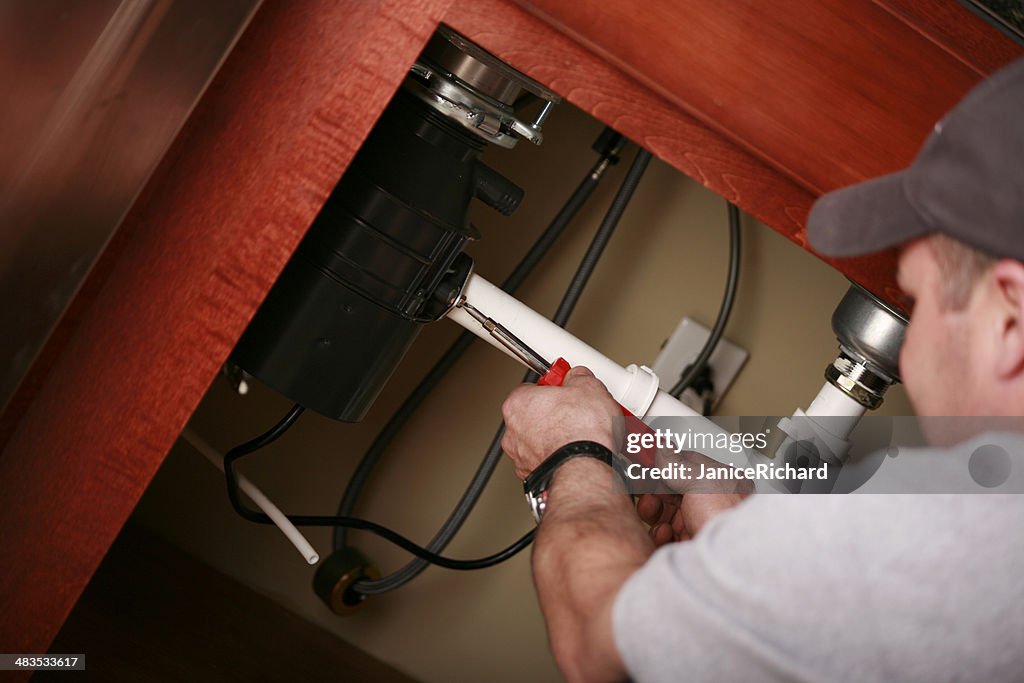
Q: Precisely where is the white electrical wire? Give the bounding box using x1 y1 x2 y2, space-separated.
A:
180 427 320 565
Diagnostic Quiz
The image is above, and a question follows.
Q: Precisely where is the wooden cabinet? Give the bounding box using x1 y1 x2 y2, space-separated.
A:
0 0 1018 658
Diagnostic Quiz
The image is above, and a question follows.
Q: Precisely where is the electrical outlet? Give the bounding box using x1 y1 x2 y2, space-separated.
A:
650 317 748 412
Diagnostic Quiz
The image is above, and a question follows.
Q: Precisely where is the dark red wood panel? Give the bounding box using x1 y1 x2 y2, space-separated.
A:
873 0 1023 75
511 0 1020 197
0 0 452 657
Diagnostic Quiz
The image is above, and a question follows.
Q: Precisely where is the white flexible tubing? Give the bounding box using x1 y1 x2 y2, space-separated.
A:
447 274 700 419
180 427 320 565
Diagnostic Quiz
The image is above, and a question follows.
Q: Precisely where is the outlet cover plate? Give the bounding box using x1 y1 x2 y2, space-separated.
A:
651 317 748 411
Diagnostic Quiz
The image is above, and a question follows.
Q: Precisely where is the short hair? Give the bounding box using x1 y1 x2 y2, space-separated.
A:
925 233 997 310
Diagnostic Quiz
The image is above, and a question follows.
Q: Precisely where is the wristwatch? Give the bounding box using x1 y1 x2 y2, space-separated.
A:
523 440 616 523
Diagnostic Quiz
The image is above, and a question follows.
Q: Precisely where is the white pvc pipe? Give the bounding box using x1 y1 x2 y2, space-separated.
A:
775 382 868 478
804 381 867 440
447 273 700 418
180 427 320 566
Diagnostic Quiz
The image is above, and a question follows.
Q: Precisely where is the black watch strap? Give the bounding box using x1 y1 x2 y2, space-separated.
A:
523 441 615 523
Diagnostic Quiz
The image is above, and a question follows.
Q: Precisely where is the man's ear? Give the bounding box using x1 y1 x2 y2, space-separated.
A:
989 259 1024 380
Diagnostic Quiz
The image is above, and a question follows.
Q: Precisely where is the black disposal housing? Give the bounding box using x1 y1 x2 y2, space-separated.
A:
231 87 519 421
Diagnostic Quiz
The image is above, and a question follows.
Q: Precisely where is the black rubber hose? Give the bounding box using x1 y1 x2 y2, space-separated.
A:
669 201 742 398
352 419 511 592
332 136 624 552
351 147 652 594
552 148 652 325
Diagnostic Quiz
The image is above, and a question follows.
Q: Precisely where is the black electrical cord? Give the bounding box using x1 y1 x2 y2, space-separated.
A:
222 144 653 578
223 405 535 570
550 148 651 324
349 146 652 595
669 201 742 398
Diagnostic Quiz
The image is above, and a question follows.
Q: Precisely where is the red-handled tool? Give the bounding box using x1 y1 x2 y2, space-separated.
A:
537 357 572 387
538 356 631 420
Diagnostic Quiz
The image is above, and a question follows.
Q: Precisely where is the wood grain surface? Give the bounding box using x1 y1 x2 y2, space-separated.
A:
872 0 1023 74
511 0 1021 195
0 0 451 659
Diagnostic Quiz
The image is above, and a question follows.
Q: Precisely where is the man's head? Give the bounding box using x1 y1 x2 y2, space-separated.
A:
894 234 1024 421
807 57 1024 423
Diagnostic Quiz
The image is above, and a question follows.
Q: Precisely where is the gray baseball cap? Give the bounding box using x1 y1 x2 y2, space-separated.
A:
807 57 1024 261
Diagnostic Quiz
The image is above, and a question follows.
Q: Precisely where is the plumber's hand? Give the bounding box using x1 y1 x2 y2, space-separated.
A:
635 450 752 545
636 492 750 546
501 366 620 480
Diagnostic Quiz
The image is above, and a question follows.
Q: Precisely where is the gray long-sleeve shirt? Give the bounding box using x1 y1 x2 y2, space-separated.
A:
613 436 1024 682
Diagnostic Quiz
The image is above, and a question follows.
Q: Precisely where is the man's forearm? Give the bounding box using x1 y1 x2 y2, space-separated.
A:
532 458 653 683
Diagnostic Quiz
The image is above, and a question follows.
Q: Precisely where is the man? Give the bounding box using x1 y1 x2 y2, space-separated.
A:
501 58 1024 681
